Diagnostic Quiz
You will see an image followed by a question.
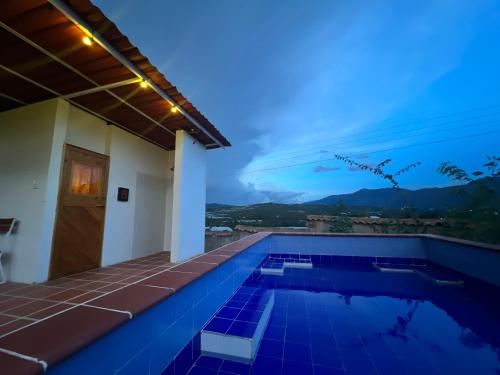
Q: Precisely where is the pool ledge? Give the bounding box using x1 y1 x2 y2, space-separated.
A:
0 232 272 375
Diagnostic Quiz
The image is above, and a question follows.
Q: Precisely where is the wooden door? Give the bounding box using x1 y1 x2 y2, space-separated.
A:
50 144 109 279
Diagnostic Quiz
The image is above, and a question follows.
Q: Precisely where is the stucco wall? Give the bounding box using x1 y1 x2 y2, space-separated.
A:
171 130 207 262
0 99 67 282
0 100 175 282
101 125 174 266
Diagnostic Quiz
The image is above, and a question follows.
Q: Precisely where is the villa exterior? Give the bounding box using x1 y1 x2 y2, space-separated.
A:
0 0 230 283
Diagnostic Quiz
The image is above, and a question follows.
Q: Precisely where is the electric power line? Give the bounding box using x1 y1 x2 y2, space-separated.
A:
239 129 500 175
251 117 500 168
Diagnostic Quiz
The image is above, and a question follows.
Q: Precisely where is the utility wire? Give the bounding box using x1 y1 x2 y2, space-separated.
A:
240 129 500 175
252 118 500 167
260 105 500 160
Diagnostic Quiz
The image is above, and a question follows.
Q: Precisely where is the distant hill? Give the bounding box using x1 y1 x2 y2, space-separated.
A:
306 177 500 211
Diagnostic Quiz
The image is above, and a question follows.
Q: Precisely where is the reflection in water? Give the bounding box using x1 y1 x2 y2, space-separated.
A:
247 263 500 374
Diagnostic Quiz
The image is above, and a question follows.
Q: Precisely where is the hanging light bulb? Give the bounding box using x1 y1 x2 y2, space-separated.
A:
82 36 93 46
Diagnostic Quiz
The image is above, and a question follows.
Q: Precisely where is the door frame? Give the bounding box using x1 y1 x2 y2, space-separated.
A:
49 143 110 279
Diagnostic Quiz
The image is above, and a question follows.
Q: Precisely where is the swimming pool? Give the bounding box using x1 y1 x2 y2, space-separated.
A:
164 254 500 375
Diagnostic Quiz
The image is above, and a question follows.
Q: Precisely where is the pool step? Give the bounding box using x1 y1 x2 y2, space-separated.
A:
373 263 417 273
260 257 313 275
201 287 274 361
415 267 464 286
260 259 285 275
373 263 464 286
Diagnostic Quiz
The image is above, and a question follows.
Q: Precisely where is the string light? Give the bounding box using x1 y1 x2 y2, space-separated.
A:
82 35 93 46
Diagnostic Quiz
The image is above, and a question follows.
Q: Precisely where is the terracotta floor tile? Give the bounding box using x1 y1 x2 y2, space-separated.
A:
0 350 43 375
75 281 112 291
0 306 129 366
45 289 86 302
140 270 200 291
0 314 16 326
3 300 56 317
58 279 98 290
211 249 240 256
100 274 131 283
137 269 164 277
0 318 33 337
85 268 121 276
42 277 74 287
118 275 144 284
0 282 29 294
170 261 217 274
28 303 73 320
23 286 66 299
0 297 33 313
67 291 105 304
195 254 230 265
97 284 126 293
86 284 173 315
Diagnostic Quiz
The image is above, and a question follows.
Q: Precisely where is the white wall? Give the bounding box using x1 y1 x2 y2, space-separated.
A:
0 99 68 283
101 125 174 266
170 130 207 262
0 100 175 282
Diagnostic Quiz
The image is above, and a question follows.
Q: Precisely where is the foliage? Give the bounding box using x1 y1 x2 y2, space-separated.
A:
436 155 500 244
437 155 500 182
328 216 353 233
335 155 421 189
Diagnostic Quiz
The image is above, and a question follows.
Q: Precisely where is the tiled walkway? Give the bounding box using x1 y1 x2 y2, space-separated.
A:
0 252 172 338
0 232 270 375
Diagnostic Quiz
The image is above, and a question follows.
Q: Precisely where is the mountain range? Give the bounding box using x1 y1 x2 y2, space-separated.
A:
305 177 500 211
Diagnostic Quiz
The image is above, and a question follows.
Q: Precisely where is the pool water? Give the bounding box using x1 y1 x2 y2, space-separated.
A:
165 258 500 374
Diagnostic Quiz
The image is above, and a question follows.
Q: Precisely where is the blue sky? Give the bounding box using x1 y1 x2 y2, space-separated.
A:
95 0 500 204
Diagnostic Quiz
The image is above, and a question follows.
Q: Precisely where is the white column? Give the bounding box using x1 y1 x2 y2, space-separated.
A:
170 130 207 262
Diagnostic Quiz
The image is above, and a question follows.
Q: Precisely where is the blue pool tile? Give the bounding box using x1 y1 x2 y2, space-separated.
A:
320 255 332 265
204 318 232 334
414 258 427 266
264 324 286 341
311 255 321 264
251 356 282 375
237 309 263 323
311 345 342 368
195 356 223 370
258 339 284 358
282 359 313 375
161 359 175 375
245 302 266 312
174 341 193 375
227 321 257 338
284 341 311 362
188 365 217 375
220 359 251 375
226 299 246 309
314 365 345 375
285 326 310 343
340 351 376 373
217 307 241 319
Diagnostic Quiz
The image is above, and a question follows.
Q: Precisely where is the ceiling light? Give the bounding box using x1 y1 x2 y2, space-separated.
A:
140 80 148 88
82 36 93 46
170 106 178 114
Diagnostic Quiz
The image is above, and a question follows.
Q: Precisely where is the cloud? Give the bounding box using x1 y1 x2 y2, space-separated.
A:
107 0 492 204
207 180 304 204
314 165 342 173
